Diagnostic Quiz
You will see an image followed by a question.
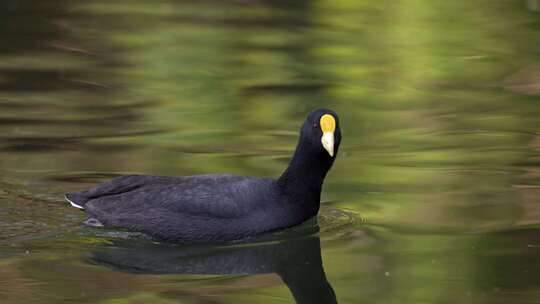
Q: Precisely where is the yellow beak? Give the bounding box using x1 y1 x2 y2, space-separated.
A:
320 114 336 157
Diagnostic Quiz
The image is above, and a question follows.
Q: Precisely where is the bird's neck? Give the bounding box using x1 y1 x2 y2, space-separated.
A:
277 141 334 205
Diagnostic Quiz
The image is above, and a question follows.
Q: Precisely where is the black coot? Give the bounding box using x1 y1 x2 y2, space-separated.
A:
65 108 341 243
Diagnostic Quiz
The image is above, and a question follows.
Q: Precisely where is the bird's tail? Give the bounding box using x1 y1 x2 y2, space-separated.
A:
65 193 87 210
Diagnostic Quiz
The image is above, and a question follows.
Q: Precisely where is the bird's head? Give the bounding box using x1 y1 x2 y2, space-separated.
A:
301 108 342 159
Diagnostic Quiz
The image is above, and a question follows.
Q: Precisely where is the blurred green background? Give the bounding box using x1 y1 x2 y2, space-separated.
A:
1 0 540 303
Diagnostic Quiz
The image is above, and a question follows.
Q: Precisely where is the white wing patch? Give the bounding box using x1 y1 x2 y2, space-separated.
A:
65 195 85 210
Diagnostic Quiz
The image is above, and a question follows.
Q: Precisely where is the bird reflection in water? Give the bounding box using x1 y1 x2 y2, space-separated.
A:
87 222 337 304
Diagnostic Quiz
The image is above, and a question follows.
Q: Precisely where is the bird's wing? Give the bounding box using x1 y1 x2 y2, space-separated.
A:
76 174 273 220
65 175 173 208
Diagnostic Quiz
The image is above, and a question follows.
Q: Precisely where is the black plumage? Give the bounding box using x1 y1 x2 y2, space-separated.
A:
65 108 341 243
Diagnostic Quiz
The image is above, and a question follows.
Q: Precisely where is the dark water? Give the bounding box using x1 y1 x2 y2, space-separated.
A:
1 0 540 303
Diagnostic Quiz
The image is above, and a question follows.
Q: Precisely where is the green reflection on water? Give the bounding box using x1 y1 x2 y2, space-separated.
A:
1 0 540 303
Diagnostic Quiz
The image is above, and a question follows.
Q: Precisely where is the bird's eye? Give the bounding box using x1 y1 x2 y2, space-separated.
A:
313 123 318 128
